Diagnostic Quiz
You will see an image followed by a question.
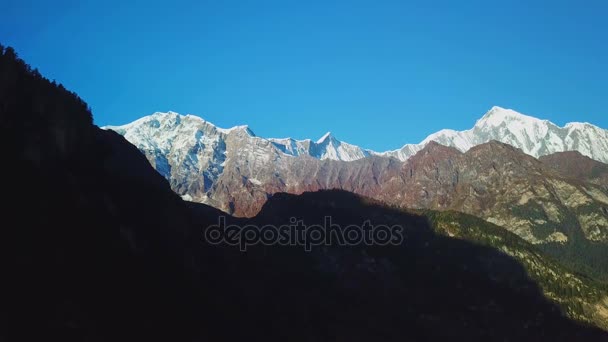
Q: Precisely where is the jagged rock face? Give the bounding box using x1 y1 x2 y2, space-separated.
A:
209 154 403 217
389 142 608 244
105 113 233 200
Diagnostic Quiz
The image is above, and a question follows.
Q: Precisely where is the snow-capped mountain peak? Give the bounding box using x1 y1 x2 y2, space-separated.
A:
475 106 551 130
103 112 370 173
380 106 608 163
477 106 528 125
102 111 376 203
316 132 334 144
222 124 255 136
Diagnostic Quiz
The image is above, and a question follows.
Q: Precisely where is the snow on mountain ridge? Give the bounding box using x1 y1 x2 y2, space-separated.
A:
316 132 333 144
101 111 376 204
380 106 608 163
104 107 608 167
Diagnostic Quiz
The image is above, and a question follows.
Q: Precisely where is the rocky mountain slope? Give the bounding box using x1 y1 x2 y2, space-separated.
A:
540 151 608 185
152 133 608 247
191 137 608 279
391 141 608 244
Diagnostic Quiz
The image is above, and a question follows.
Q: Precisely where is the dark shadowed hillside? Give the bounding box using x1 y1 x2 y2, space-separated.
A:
2 43 608 341
0 43 223 341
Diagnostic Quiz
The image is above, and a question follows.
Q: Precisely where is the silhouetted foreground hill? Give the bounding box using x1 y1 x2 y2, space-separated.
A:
2 43 608 341
1 44 218 341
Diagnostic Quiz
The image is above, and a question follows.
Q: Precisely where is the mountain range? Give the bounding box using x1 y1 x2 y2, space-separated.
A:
104 107 608 205
105 106 608 282
105 106 608 163
105 109 608 224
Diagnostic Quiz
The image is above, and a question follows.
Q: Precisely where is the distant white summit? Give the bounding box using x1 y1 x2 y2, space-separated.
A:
104 106 608 167
316 132 332 144
379 106 608 163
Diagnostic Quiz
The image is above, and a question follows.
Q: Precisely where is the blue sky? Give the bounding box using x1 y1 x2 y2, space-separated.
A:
2 0 607 151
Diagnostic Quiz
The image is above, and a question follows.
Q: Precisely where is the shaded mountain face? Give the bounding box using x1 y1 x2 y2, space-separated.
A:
541 150 608 185
3 44 608 341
